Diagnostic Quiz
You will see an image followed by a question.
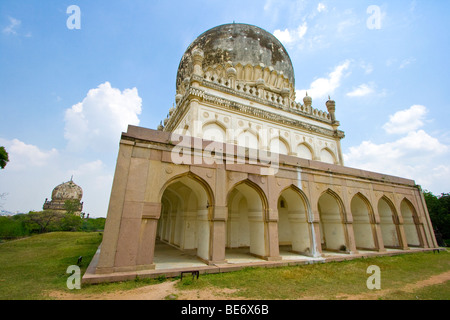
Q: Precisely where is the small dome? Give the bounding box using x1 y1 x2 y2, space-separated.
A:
51 180 83 201
303 93 312 107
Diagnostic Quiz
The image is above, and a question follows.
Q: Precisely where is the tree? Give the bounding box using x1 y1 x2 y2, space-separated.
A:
64 199 81 215
25 210 64 234
423 191 450 245
0 146 9 169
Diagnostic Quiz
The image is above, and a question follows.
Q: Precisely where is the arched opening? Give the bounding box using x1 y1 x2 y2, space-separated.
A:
351 193 377 250
277 186 312 256
320 148 335 164
378 197 401 248
226 180 267 260
318 190 348 252
401 199 422 247
296 143 313 160
155 174 213 266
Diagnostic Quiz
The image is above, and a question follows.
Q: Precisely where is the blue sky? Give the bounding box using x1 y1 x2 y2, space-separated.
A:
1 0 449 217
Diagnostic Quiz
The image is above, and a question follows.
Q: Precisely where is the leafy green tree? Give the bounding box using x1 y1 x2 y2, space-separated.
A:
0 146 9 169
63 199 81 215
59 214 83 231
25 210 64 234
424 191 450 245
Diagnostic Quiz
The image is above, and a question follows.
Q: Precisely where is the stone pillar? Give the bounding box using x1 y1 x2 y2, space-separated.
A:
341 190 358 254
265 207 281 261
372 214 387 252
309 215 323 257
414 216 428 248
394 212 409 250
209 206 227 264
136 202 161 270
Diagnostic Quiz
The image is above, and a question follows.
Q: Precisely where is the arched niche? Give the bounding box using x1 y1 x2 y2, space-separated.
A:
401 198 422 247
277 186 312 255
269 137 289 155
157 173 213 262
202 122 227 143
378 196 401 248
351 193 377 250
237 130 259 149
320 148 336 164
317 190 348 252
296 143 313 160
226 180 268 259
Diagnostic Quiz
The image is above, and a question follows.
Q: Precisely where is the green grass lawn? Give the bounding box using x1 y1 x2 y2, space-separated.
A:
0 232 449 300
175 251 450 299
0 232 102 299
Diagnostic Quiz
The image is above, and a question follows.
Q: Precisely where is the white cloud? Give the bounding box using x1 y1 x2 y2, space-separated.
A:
64 81 142 153
297 60 350 100
344 106 449 194
274 28 294 44
344 130 448 190
382 105 427 134
2 17 20 35
317 3 326 12
0 138 58 170
274 22 308 45
346 83 374 97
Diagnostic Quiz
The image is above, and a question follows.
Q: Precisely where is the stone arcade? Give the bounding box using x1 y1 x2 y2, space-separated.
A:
83 23 438 284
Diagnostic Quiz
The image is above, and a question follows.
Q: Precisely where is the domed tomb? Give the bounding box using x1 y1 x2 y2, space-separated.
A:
176 23 295 94
43 178 83 215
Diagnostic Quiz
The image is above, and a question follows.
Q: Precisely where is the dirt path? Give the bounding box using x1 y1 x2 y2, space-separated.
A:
335 270 450 300
49 270 450 300
49 280 248 300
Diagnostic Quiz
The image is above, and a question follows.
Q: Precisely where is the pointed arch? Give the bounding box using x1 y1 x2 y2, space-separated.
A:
296 142 314 160
269 136 290 155
226 179 268 259
202 120 227 143
236 128 260 150
317 188 349 252
277 185 314 255
320 147 336 164
378 196 401 248
157 171 215 261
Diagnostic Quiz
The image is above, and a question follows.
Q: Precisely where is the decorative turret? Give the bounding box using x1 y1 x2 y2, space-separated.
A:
157 121 164 131
326 96 336 123
303 92 312 108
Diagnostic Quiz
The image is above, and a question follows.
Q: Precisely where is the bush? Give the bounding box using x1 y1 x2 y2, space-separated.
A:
0 211 106 239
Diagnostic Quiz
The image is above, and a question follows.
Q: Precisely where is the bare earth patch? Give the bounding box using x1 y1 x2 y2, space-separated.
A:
49 270 450 300
48 280 248 300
